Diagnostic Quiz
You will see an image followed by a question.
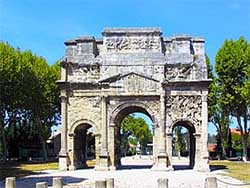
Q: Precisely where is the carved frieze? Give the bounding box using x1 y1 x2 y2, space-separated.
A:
172 40 190 53
165 63 199 81
104 37 160 52
68 96 101 130
69 65 100 82
166 95 202 128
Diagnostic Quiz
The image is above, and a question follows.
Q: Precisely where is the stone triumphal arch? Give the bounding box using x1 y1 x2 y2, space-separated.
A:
58 28 210 171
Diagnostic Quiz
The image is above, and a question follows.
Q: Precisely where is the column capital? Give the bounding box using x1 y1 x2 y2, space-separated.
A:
201 95 207 102
193 133 201 138
61 95 67 103
166 132 173 137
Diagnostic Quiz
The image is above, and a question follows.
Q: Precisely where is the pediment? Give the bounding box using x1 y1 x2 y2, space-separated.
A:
99 72 159 83
99 72 160 93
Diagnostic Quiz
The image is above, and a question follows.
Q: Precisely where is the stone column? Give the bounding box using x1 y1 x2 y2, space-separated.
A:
68 133 75 170
152 94 169 171
194 92 210 171
94 133 101 167
152 123 158 162
166 133 173 170
108 124 116 170
95 96 109 171
59 94 68 170
159 95 166 153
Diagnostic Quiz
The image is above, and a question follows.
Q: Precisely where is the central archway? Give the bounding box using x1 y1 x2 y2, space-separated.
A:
109 102 158 169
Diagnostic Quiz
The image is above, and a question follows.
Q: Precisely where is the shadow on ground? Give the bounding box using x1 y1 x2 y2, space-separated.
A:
0 161 48 181
209 164 227 171
173 165 193 170
119 165 153 170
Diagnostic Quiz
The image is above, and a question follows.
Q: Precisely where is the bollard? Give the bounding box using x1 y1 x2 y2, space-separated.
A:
95 180 106 188
53 177 63 188
36 182 48 188
205 177 217 188
5 177 16 188
105 178 114 188
157 178 168 188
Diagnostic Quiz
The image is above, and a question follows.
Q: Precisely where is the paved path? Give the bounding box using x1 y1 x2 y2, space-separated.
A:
0 157 246 188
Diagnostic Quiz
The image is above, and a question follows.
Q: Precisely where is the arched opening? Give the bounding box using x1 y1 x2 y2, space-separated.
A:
112 104 155 169
73 123 96 169
172 121 195 170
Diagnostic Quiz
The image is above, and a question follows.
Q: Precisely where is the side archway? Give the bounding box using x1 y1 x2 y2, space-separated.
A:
171 120 196 169
68 119 99 170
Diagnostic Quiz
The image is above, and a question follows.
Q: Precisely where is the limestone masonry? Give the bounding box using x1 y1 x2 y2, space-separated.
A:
57 28 210 171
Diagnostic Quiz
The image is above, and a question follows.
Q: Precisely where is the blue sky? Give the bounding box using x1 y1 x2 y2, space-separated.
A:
1 0 250 134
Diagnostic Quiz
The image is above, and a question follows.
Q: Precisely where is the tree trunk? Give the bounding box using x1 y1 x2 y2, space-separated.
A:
36 116 48 162
39 132 48 162
237 116 248 162
0 122 7 162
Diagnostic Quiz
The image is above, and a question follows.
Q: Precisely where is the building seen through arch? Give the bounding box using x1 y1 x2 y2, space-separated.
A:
57 27 211 171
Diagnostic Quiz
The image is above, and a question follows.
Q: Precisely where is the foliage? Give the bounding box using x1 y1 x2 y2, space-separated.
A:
215 37 250 161
208 133 216 144
173 126 187 157
121 114 152 154
0 42 60 161
206 55 230 158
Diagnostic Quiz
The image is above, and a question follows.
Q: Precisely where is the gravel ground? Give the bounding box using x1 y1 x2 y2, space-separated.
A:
0 157 246 188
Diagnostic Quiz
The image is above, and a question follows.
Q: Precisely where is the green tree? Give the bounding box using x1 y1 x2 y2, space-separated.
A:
121 114 152 154
207 55 230 158
215 37 250 161
173 126 186 159
0 42 60 161
0 42 21 161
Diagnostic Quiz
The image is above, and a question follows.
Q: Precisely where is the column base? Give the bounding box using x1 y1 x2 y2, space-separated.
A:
69 165 76 171
109 166 117 171
59 156 68 171
151 164 173 171
95 152 110 171
193 158 210 172
151 153 173 171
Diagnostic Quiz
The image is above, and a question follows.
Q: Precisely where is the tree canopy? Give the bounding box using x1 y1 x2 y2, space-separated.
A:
121 114 153 154
0 42 60 161
212 37 250 161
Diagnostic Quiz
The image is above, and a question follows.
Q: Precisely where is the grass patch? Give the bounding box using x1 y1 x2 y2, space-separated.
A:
86 159 96 167
209 160 250 183
0 161 58 180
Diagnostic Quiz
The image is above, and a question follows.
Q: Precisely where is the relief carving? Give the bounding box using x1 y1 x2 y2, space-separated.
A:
166 95 202 128
172 40 190 53
165 63 199 81
68 97 101 130
72 65 100 81
123 74 157 93
105 37 160 52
